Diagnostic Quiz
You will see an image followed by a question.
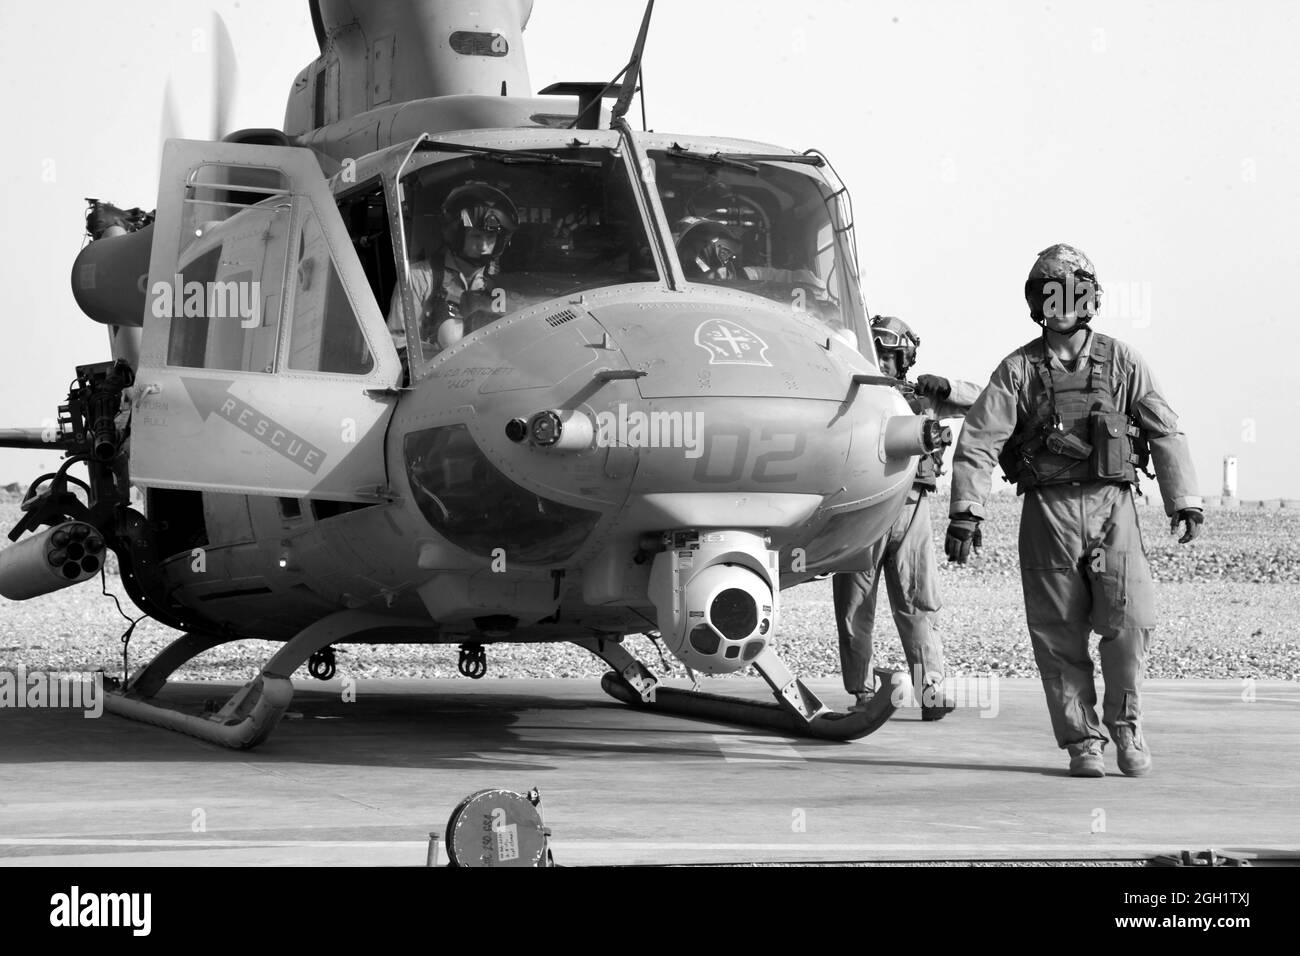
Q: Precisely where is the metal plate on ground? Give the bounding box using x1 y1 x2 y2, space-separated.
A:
444 789 548 867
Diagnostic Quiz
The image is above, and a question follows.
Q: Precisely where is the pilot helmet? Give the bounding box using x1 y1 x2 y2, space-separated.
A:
870 315 920 375
1024 243 1103 326
676 218 744 280
441 183 519 265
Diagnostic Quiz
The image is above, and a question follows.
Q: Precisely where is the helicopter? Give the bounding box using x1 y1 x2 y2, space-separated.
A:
0 0 949 749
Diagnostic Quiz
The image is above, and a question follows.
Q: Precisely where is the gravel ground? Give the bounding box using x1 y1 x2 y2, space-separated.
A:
2 492 1297 684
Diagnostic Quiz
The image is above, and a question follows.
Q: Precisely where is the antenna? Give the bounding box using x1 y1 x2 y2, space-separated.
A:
610 0 654 125
552 0 656 131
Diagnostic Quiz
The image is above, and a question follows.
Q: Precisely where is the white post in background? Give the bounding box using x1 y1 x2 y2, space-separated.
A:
1222 456 1238 500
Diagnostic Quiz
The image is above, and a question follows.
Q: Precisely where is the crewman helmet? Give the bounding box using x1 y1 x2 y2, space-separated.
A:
1024 243 1102 326
441 183 519 264
677 218 744 280
870 314 920 375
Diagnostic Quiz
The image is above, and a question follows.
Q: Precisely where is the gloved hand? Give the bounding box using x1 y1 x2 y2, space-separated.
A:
945 515 982 563
1170 508 1203 544
915 374 952 400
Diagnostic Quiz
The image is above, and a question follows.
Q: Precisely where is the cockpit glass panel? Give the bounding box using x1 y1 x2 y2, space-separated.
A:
649 149 859 347
394 147 656 374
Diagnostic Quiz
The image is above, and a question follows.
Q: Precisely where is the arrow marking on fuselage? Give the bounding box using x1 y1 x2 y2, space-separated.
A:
180 377 327 475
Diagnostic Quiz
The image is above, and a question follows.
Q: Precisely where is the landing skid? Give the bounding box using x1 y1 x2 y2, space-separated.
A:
577 638 903 741
103 610 434 749
103 619 901 749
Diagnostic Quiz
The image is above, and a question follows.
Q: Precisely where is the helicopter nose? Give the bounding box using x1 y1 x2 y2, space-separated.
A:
590 299 854 402
390 291 918 580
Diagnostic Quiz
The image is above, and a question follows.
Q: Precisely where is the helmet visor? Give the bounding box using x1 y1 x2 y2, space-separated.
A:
460 205 510 234
872 327 912 350
690 235 741 277
1033 272 1102 317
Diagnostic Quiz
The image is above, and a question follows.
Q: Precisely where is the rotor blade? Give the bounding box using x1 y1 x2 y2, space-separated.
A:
158 78 181 178
211 12 238 141
160 78 181 143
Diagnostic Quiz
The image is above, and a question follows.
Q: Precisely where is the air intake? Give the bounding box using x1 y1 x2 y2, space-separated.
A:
545 309 579 328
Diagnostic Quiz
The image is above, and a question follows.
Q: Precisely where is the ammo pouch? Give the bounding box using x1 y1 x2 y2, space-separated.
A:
1044 429 1092 460
1090 412 1134 480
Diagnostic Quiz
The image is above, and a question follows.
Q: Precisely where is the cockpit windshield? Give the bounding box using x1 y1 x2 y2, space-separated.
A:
394 146 656 375
649 147 861 347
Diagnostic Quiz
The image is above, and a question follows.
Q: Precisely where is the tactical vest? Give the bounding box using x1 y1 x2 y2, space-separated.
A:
906 391 944 491
999 332 1146 491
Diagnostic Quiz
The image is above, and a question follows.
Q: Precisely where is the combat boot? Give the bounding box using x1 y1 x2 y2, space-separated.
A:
848 691 875 712
1067 740 1105 778
1112 725 1152 777
920 681 956 722
921 700 956 721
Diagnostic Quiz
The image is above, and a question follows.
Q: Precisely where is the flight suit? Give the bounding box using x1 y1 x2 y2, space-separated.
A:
950 331 1200 751
836 379 983 697
387 251 497 352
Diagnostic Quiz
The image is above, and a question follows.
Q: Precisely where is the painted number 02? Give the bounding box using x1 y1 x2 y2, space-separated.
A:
692 426 806 484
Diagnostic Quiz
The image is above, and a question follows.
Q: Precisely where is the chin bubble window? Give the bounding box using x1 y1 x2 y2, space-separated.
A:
403 424 601 565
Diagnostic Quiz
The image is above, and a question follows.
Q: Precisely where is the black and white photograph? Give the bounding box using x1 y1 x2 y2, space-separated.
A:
0 0 1293 923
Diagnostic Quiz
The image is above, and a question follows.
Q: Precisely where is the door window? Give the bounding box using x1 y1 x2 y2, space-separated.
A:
163 165 292 373
287 208 374 375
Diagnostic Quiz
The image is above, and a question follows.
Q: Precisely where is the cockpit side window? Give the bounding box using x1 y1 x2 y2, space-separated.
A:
337 180 396 323
394 147 657 373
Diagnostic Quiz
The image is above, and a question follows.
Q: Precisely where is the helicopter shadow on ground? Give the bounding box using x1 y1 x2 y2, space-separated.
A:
0 681 1059 776
0 683 755 771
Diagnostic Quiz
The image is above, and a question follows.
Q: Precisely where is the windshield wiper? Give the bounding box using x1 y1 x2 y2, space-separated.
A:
663 144 827 173
415 140 601 167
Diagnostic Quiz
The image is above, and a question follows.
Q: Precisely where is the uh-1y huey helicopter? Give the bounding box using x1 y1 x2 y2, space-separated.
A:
0 0 951 749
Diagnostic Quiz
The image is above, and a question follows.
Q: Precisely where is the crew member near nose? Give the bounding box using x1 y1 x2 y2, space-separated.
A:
945 244 1202 777
388 182 519 356
833 315 981 720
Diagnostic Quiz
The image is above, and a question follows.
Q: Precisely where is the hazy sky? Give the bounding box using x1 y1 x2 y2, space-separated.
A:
1 0 1297 498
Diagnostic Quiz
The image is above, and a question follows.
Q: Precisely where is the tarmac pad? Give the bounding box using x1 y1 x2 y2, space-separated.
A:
0 678 1296 866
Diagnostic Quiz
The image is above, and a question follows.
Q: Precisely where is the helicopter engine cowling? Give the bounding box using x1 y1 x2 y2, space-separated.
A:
289 0 535 138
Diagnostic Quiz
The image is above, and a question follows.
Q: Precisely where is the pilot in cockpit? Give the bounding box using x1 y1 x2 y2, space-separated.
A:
388 182 519 358
675 217 827 295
